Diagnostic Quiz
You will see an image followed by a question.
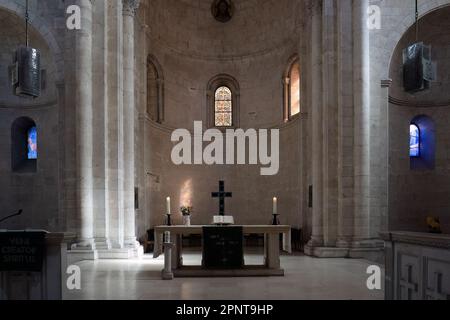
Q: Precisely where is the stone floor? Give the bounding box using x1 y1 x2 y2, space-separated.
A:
64 251 385 300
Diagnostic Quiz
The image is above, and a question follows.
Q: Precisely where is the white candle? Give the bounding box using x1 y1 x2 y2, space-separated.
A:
166 197 171 215
273 197 278 215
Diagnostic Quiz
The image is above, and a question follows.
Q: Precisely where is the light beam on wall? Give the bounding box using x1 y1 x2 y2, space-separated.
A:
179 179 193 208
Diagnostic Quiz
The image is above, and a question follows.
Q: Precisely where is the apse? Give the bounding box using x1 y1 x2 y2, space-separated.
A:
0 7 59 231
388 5 450 233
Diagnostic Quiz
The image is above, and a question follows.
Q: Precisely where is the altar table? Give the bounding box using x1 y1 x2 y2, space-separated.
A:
154 225 291 277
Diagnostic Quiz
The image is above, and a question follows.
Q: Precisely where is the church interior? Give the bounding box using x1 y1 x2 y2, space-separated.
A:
0 0 450 301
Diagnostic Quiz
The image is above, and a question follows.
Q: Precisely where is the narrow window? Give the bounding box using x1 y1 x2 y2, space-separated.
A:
214 86 233 127
289 61 300 117
409 124 420 157
27 126 38 160
11 117 37 173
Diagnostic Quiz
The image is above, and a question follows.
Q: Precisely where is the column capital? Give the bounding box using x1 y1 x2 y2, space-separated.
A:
123 0 140 17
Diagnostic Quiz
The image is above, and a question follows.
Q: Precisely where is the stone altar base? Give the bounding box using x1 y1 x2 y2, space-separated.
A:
154 225 291 278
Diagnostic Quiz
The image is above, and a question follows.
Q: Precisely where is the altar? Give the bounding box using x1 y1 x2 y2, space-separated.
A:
154 225 291 277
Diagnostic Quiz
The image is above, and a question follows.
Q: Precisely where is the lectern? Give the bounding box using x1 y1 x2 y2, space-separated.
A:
0 230 75 300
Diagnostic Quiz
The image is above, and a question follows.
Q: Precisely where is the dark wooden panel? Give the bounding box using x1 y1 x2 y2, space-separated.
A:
202 227 243 269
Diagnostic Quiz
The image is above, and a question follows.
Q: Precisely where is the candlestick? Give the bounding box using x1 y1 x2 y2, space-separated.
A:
272 213 280 226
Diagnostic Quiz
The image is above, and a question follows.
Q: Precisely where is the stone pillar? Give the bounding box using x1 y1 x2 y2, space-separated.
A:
123 0 140 250
352 0 371 246
321 0 339 247
336 0 355 248
380 79 392 234
105 0 124 250
298 0 312 242
73 0 95 251
92 0 111 252
307 0 324 249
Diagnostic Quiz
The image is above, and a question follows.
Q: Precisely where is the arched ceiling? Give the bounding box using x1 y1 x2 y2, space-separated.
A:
144 0 301 60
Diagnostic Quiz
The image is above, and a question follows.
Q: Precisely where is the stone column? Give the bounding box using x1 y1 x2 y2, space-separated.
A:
92 0 111 252
321 0 339 247
307 0 324 249
352 0 371 245
105 0 124 250
336 0 355 248
380 79 392 234
73 0 95 250
123 0 140 250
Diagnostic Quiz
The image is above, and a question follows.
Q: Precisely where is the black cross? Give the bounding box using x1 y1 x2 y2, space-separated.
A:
211 181 232 216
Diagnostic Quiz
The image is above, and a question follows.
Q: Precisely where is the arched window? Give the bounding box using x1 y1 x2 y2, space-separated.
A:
214 86 233 127
409 124 420 157
284 56 301 121
147 55 164 123
27 126 38 159
11 117 37 172
410 115 435 170
207 74 240 128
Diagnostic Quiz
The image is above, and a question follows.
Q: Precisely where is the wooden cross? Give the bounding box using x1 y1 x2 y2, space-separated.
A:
399 265 418 300
211 181 232 216
426 272 450 300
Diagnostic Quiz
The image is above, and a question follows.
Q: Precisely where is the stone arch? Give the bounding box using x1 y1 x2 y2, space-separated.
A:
0 0 64 82
147 54 165 123
385 0 450 78
283 54 300 122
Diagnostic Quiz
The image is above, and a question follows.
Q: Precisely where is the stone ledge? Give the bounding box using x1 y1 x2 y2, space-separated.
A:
172 266 284 278
380 231 450 250
67 245 144 263
304 245 385 264
67 250 98 265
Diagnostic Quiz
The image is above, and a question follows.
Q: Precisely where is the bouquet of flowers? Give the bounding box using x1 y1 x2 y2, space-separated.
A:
180 206 193 216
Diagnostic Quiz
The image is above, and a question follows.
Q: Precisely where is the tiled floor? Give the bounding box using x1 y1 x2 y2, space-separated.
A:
64 251 384 300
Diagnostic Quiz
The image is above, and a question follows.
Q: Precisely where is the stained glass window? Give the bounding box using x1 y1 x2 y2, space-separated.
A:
27 126 37 160
290 62 300 117
215 86 233 127
410 124 420 157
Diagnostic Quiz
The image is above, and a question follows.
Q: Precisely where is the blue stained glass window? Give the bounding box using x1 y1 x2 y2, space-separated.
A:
27 126 37 159
410 124 420 157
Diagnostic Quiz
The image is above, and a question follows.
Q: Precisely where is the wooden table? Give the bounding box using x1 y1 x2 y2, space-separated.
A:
154 225 291 277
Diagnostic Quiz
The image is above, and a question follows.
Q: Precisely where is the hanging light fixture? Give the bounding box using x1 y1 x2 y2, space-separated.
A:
402 0 435 93
11 0 41 98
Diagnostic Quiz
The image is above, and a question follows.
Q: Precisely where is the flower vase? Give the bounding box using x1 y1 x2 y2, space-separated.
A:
183 215 191 226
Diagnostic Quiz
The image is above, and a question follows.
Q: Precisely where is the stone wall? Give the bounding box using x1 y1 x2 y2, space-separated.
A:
0 5 61 231
388 6 450 233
